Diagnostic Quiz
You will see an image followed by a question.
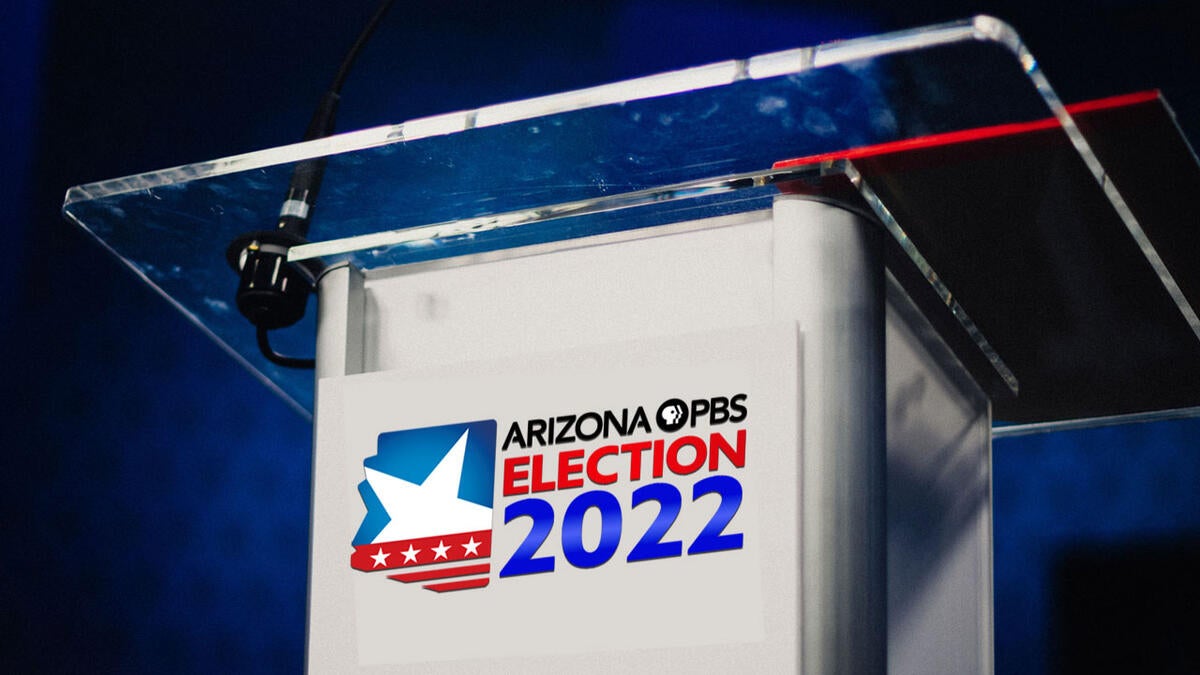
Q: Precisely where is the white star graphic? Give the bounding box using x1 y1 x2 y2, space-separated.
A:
365 429 492 544
401 544 420 564
370 547 391 568
462 536 482 557
432 540 450 560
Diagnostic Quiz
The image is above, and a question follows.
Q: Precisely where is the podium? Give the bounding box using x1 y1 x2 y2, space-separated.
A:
62 16 1200 673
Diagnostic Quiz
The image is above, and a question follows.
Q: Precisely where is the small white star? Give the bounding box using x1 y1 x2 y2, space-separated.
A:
370 547 391 568
432 540 450 560
401 544 420 564
462 537 482 557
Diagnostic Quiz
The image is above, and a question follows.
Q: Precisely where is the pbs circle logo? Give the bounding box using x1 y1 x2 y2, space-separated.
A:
656 398 688 432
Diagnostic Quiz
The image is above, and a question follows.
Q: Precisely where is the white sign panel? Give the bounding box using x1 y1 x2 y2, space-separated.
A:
309 324 802 672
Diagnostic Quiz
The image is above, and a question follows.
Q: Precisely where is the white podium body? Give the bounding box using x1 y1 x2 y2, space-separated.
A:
307 199 991 673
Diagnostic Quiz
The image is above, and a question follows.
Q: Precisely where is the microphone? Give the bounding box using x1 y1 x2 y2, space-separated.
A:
225 92 338 334
225 0 395 368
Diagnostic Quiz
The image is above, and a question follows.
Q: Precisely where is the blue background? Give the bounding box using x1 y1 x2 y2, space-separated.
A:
2 1 1197 672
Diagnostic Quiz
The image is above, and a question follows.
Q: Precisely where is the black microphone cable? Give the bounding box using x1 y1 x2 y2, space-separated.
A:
227 0 397 369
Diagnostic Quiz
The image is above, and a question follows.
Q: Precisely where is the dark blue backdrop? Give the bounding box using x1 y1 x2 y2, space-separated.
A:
3 1 1197 672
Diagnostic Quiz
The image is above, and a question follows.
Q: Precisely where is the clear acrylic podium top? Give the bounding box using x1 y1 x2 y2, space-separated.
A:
62 16 1200 424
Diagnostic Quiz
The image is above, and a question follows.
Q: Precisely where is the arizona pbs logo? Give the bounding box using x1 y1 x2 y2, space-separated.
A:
350 420 497 593
351 394 749 594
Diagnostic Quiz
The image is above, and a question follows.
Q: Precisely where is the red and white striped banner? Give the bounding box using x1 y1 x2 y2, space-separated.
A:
351 529 491 592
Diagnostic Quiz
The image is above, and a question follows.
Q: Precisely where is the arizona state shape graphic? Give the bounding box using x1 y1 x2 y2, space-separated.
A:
351 420 497 592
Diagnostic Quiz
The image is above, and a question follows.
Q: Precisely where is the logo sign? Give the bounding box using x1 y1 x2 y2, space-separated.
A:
352 395 750 593
319 325 799 668
350 420 497 592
